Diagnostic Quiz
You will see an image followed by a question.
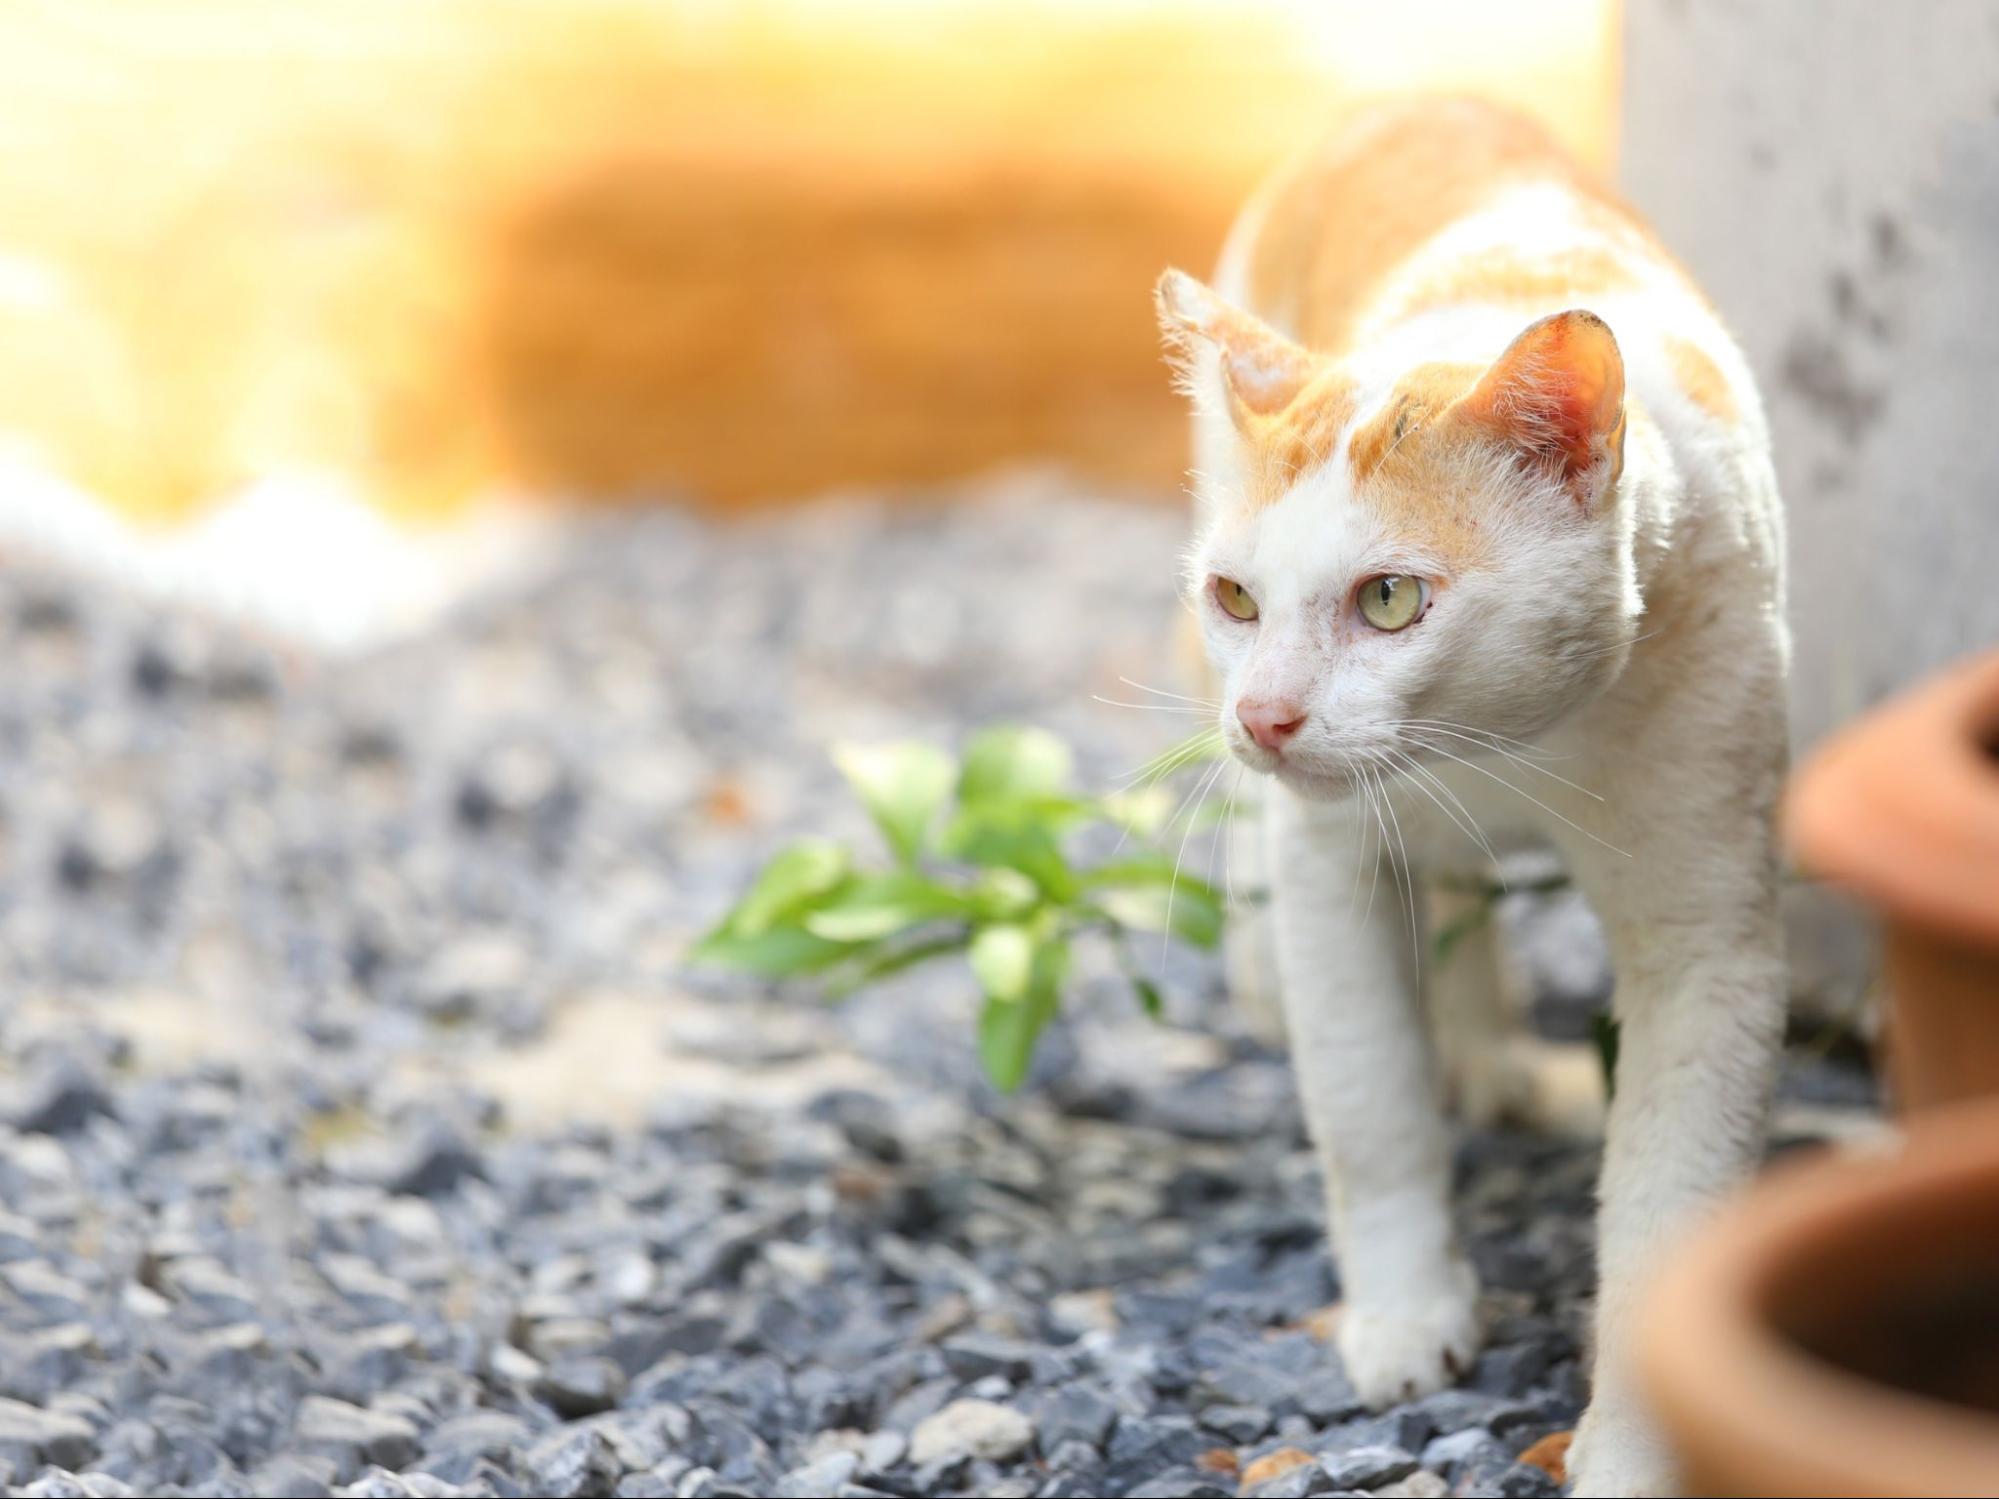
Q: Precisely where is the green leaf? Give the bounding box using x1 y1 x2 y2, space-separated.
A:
688 925 856 976
1080 854 1190 889
823 934 969 995
1098 784 1176 839
1131 975 1164 1019
976 935 1068 1091
1083 857 1226 949
940 812 1078 901
831 741 956 865
801 871 970 942
1094 881 1224 949
968 867 1040 921
1593 1013 1622 1099
969 923 1034 1002
719 839 851 937
958 726 1074 806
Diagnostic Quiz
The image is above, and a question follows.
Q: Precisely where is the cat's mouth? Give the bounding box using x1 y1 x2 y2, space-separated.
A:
1269 760 1361 801
1230 745 1360 800
1224 725 1371 800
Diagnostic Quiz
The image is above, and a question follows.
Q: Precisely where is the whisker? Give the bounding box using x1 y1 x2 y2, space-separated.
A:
1165 758 1227 963
1385 746 1502 877
1114 729 1222 789
1400 724 1606 803
1346 762 1370 909
1159 748 1225 834
1116 676 1222 708
1206 764 1239 898
1091 696 1212 714
1221 765 1247 914
1393 718 1574 762
1566 627 1665 664
1369 760 1422 975
1410 739 1631 860
1358 766 1389 928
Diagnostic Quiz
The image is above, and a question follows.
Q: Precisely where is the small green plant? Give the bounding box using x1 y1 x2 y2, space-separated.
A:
690 726 1230 1091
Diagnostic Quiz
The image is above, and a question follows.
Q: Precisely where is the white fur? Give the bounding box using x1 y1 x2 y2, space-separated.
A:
1180 179 1789 1498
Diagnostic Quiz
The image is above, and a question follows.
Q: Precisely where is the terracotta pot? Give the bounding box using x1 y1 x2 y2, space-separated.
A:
1787 649 1999 1110
1644 652 1999 1496
1641 1097 1999 1497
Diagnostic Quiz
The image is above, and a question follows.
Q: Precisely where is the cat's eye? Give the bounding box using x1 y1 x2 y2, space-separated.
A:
1357 574 1426 631
1215 577 1259 622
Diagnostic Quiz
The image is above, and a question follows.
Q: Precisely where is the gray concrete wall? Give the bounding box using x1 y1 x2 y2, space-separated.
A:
1622 0 1999 751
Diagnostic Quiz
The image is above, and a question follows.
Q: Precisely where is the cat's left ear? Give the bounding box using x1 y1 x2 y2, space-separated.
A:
1155 269 1317 432
1458 309 1626 505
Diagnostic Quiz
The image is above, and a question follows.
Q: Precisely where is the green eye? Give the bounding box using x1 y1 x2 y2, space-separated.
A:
1358 574 1426 631
1215 577 1259 621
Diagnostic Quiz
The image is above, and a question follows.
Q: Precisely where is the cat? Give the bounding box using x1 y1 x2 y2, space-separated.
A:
1154 98 1788 1498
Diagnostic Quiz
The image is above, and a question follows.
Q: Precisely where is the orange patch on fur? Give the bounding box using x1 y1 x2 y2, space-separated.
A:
1243 367 1359 506
1382 245 1638 322
1346 363 1494 568
1245 99 1610 356
1347 362 1484 485
1665 334 1739 423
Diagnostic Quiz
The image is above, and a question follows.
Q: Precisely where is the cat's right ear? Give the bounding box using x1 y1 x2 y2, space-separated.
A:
1155 270 1316 433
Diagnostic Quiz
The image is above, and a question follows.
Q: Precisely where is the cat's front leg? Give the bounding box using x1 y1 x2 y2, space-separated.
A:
1566 830 1788 1497
1268 788 1480 1406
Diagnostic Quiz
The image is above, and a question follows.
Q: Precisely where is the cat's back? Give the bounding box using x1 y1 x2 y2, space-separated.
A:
1230 98 1603 352
1221 97 1769 489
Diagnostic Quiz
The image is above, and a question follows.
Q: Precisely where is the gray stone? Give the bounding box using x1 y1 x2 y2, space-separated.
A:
1469 1340 1560 1399
1496 1463 1563 1498
1373 1474 1448 1499
856 1430 904 1477
419 1412 533 1482
939 1333 1038 1384
1420 1428 1508 1480
0 1400 96 1470
250 1455 338 1498
339 1468 415 1499
1199 1403 1272 1443
1318 1444 1417 1490
1127 1473 1232 1499
292 1398 420 1478
1324 1410 1434 1457
16 1471 93 1499
776 1452 858 1497
1242 1463 1334 1499
1034 1385 1117 1453
523 1427 620 1499
538 1355 626 1419
907 1400 1035 1467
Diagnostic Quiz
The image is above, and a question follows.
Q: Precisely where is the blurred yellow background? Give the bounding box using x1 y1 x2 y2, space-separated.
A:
0 0 1616 522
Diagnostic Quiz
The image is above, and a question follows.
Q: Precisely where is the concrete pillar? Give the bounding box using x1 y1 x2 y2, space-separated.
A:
1622 0 1999 750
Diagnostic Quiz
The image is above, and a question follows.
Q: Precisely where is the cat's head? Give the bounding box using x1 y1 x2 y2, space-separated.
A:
1156 269 1638 799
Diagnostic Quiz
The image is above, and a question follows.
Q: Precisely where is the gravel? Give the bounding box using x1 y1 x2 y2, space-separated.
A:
0 484 1878 1496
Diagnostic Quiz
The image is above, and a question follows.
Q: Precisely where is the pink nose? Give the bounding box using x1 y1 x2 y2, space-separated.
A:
1236 698 1307 752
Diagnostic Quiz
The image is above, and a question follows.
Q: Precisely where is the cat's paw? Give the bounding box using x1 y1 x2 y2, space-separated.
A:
1335 1270 1482 1409
1443 1045 1537 1130
1566 1405 1680 1497
1446 1039 1608 1138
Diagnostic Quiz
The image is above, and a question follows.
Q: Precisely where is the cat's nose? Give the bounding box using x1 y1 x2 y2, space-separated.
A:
1236 698 1307 752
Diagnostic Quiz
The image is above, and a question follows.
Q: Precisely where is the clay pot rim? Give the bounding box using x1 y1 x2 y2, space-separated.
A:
1787 650 1999 949
1641 1099 1999 1498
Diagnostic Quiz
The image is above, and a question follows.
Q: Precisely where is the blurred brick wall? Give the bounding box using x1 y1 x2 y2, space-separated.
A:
0 1 1616 519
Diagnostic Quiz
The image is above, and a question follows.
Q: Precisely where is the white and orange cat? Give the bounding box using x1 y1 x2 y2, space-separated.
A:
1156 100 1787 1497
